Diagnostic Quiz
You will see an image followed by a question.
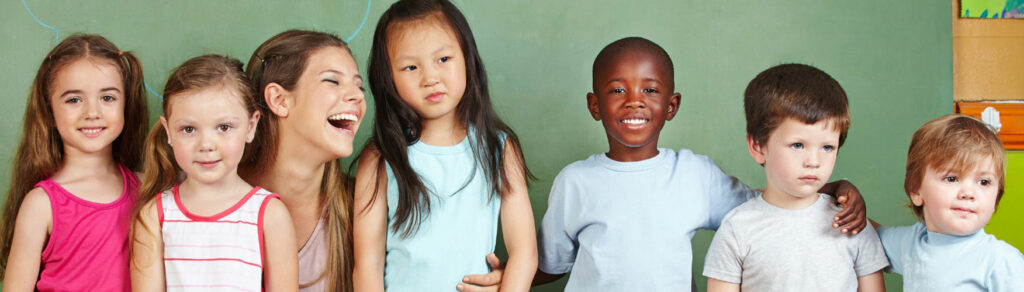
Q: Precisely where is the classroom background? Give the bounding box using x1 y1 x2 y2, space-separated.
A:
1 0 1020 291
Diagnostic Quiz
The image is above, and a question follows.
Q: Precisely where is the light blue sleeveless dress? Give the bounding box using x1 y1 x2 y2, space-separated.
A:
383 131 502 291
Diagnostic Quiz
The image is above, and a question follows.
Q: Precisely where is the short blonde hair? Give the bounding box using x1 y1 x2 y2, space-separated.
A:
904 114 1006 221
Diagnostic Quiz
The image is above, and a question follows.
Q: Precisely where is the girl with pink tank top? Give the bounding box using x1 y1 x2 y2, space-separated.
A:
0 34 149 292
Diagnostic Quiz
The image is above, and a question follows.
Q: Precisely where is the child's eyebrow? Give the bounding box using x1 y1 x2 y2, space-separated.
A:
100 87 121 93
603 77 664 86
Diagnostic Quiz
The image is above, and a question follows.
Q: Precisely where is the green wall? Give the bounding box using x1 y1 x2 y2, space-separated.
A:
0 1 959 291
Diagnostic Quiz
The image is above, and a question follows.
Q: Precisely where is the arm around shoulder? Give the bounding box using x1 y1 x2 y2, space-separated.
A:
353 148 388 292
3 188 51 292
131 197 165 292
497 140 537 292
261 199 297 292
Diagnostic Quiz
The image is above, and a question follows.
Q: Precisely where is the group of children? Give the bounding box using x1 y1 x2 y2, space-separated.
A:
0 0 1022 291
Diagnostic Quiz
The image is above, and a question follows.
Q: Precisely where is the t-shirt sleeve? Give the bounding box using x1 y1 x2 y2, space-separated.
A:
537 170 578 275
876 224 913 274
702 218 744 284
851 223 890 277
989 243 1024 292
702 156 758 230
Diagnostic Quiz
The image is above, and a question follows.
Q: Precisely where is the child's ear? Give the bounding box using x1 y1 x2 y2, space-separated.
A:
747 135 767 165
246 110 261 143
909 190 925 207
264 82 291 118
586 92 602 121
665 92 682 121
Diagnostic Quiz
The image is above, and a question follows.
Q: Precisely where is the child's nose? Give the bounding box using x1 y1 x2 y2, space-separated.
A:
804 152 820 168
957 190 975 201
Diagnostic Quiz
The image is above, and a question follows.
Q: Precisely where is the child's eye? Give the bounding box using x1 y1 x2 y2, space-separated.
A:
101 95 116 102
643 88 659 94
65 97 82 104
943 175 958 183
218 124 232 132
438 56 451 63
359 86 366 92
790 143 804 150
181 126 195 134
323 79 339 85
402 65 417 71
822 145 835 152
609 88 626 94
979 178 991 186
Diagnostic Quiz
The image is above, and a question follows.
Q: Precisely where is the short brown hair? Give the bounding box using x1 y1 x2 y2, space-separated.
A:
744 63 850 148
904 114 1006 221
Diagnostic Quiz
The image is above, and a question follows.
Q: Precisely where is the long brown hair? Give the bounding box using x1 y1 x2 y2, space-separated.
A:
132 55 255 247
0 34 149 278
242 30 353 292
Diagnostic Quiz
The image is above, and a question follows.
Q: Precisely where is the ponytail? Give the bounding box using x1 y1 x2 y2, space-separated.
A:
128 121 178 269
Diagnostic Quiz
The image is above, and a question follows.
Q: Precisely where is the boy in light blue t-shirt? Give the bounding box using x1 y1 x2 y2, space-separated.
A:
703 64 888 292
876 114 1024 291
531 37 871 292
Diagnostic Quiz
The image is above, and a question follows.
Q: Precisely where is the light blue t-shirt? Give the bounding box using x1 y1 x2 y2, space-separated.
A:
878 222 1024 291
538 148 758 291
383 133 501 292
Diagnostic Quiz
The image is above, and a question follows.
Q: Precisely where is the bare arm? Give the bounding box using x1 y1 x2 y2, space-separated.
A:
353 149 388 292
496 141 538 292
707 278 741 292
262 199 298 292
131 198 165 291
2 188 51 292
857 271 885 292
819 180 867 234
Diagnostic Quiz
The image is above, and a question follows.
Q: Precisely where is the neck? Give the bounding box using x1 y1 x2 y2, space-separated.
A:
256 142 326 212
418 116 467 146
761 184 819 210
178 174 252 200
56 147 118 178
605 140 660 162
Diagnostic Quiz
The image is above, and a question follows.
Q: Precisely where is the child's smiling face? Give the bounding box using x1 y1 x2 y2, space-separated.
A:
587 49 680 162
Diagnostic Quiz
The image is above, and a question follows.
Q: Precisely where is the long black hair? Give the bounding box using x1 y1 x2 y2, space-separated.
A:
362 0 533 238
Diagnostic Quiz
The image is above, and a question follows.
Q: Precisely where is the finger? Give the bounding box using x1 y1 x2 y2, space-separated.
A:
833 204 856 228
841 211 867 234
485 253 503 269
462 273 498 286
456 283 497 292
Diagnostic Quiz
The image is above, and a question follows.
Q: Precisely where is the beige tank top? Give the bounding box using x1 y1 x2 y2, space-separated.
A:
298 215 327 291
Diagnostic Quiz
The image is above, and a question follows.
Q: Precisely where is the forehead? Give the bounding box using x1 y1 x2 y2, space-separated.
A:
594 49 673 84
51 58 122 93
386 15 460 55
302 46 358 76
770 118 841 138
167 85 248 117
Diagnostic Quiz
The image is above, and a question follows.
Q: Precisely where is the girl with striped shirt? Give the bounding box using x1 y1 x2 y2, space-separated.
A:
130 55 298 291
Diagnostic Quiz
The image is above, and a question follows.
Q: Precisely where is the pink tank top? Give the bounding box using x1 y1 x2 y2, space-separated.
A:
34 164 138 292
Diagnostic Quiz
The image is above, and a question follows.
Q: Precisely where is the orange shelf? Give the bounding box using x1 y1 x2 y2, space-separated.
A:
956 101 1024 150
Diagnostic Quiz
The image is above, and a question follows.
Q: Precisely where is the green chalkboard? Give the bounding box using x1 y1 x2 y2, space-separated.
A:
1 1 953 291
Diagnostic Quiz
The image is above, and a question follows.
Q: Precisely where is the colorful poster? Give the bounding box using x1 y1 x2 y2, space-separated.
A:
961 0 1024 18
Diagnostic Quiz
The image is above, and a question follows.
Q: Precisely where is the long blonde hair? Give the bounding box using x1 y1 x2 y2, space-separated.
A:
0 34 149 278
242 30 353 291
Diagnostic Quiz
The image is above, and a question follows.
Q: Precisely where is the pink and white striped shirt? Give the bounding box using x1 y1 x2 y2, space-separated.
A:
158 185 279 292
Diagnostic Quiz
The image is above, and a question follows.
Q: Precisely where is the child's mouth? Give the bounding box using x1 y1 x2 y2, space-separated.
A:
620 118 649 129
79 127 106 138
328 113 359 133
196 160 221 169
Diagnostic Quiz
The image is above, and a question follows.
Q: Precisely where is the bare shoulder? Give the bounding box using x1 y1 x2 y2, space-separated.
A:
261 198 292 223
18 187 53 223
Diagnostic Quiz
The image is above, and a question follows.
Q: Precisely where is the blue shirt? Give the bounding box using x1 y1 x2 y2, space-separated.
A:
878 222 1024 291
538 148 758 291
383 133 501 292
